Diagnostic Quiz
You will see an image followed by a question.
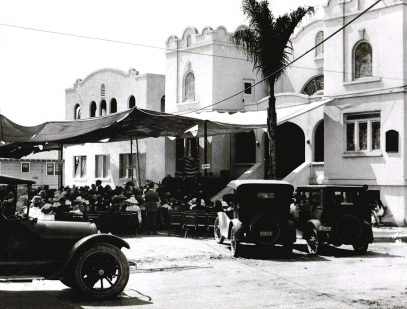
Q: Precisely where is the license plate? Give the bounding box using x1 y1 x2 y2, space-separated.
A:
319 226 331 232
260 231 273 236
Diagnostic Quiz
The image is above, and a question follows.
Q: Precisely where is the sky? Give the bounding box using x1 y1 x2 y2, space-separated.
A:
0 0 325 125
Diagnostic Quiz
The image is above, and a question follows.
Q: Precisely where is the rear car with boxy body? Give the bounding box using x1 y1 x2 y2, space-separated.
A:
214 180 296 257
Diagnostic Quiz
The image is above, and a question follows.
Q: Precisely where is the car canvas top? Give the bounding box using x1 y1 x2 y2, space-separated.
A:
227 179 292 190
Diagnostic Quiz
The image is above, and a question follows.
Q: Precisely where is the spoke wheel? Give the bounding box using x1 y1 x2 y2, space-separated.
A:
305 228 319 255
230 227 241 257
74 244 129 299
214 217 225 244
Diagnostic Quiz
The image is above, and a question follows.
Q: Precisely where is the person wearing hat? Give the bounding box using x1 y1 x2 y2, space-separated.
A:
125 196 142 233
29 196 45 219
2 191 17 217
143 183 160 235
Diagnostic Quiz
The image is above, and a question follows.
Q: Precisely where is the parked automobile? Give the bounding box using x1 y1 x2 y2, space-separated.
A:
295 185 373 255
214 180 296 257
0 174 130 299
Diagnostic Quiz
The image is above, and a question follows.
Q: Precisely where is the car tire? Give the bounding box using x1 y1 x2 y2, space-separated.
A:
352 241 369 255
305 228 319 255
73 243 129 299
230 227 241 258
214 217 225 244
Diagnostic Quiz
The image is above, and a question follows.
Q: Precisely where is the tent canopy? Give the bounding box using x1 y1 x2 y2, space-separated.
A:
0 99 331 158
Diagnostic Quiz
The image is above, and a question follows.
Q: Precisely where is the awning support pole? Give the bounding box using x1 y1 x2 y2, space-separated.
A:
130 137 134 184
58 144 63 189
204 120 208 177
135 132 141 186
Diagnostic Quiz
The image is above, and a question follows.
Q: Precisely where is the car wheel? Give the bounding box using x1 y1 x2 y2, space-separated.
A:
230 227 241 257
73 243 129 299
353 241 369 255
214 217 225 244
305 228 319 255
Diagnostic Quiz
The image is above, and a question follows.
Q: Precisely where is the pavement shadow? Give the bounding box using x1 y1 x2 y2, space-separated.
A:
0 289 152 308
294 243 403 259
226 243 329 262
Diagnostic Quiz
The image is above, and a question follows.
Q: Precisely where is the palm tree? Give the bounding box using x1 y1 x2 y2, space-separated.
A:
232 0 314 179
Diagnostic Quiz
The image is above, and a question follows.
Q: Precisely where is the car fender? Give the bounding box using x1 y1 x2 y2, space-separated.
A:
303 219 321 239
54 233 130 279
229 219 243 241
286 219 296 243
363 220 374 243
217 212 231 239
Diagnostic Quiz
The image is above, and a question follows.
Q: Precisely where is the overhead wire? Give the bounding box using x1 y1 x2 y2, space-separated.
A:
0 0 394 121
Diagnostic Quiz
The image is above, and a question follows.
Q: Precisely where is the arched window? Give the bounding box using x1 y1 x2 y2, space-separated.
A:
301 75 324 96
128 95 136 109
110 98 117 114
315 31 324 57
184 72 195 101
100 100 107 116
90 101 97 118
74 104 81 120
386 130 399 153
186 35 192 47
160 95 165 112
101 84 106 98
354 41 372 79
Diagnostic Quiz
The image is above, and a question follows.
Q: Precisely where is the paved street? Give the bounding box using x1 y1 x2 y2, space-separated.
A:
0 232 406 309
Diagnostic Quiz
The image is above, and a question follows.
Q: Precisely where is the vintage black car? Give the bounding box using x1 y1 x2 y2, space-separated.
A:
0 174 130 299
295 185 373 255
214 180 296 257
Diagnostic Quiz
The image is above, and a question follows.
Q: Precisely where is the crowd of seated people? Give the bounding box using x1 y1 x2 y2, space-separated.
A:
0 170 230 234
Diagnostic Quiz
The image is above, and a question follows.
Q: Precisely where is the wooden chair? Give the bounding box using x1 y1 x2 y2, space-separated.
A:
168 211 183 236
206 213 217 238
182 211 198 238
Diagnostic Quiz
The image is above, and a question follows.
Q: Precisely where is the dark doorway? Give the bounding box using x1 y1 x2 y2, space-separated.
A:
314 121 324 162
276 122 305 179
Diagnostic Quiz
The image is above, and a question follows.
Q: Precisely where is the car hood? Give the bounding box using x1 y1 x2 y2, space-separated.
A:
26 219 98 240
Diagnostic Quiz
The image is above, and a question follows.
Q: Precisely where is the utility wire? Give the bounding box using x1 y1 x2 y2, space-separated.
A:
177 0 383 116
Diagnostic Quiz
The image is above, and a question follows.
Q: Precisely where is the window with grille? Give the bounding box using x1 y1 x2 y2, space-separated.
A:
46 162 55 175
119 154 137 178
74 156 86 178
354 41 372 79
345 113 380 153
95 155 109 178
21 162 30 173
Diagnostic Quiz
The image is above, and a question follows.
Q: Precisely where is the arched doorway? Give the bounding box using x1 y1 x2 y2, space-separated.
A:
314 121 324 162
276 122 305 179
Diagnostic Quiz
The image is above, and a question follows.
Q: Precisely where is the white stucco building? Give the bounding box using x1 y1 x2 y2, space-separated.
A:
61 0 407 226
64 68 165 188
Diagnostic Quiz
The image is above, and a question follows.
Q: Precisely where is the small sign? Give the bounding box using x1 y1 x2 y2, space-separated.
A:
201 163 211 169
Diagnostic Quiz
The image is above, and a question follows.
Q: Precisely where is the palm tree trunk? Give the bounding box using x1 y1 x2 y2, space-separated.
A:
267 94 277 180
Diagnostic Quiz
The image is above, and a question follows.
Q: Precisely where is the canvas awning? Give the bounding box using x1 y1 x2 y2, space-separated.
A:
0 98 332 158
182 98 332 137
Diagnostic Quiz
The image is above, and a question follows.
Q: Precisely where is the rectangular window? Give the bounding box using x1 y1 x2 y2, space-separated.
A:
243 79 255 104
119 153 137 178
55 162 62 175
244 82 252 94
21 162 30 173
345 112 380 153
95 155 109 178
46 162 55 175
74 156 86 178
